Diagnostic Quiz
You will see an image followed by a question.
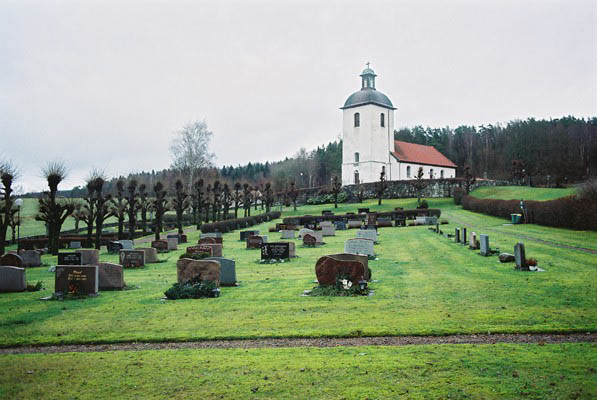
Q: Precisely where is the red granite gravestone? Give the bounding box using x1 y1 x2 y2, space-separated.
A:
303 233 317 247
176 258 221 286
151 240 169 253
246 235 263 249
186 245 213 257
315 254 366 286
0 253 23 268
198 237 217 245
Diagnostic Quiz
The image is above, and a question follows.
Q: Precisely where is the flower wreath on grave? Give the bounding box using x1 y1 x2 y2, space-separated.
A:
179 252 210 260
308 274 370 297
164 277 220 300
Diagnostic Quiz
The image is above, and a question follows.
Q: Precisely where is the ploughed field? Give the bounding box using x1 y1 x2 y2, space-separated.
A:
1 198 595 346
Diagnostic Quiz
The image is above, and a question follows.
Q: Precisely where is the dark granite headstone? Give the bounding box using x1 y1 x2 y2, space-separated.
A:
55 265 98 295
261 242 290 260
151 240 169 253
480 234 490 256
0 266 26 292
246 235 264 249
0 253 23 268
455 228 460 243
462 228 467 245
58 252 82 266
107 241 123 254
240 230 259 241
514 242 529 271
119 250 145 268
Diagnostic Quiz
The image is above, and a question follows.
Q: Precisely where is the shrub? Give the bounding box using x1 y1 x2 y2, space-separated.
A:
164 278 219 300
309 275 369 297
179 252 209 260
453 187 465 205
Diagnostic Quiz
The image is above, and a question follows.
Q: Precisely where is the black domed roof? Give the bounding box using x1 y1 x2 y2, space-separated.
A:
341 88 395 110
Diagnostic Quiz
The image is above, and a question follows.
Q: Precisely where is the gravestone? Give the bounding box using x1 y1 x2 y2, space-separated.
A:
240 230 259 241
75 249 100 266
366 213 377 225
334 221 347 230
151 240 169 253
201 232 223 239
315 254 367 285
455 228 460 243
55 265 98 295
261 242 290 260
58 252 82 266
0 266 26 292
288 241 296 258
119 250 145 268
119 240 134 250
415 216 438 225
107 241 123 254
20 250 41 268
69 241 82 249
377 218 392 228
499 253 515 263
247 235 266 249
186 245 213 257
480 234 490 256
176 258 220 286
167 238 178 251
344 238 375 257
203 243 223 257
356 229 378 243
347 220 362 229
0 253 24 268
320 221 335 237
198 237 217 245
303 233 317 247
298 228 314 239
461 228 467 245
514 242 529 271
281 230 295 239
469 232 478 249
358 208 369 214
205 257 236 286
97 262 124 290
138 247 159 263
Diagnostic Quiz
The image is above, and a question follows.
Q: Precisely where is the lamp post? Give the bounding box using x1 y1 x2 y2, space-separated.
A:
14 198 23 250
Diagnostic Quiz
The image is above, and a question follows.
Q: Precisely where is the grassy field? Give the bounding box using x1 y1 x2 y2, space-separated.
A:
469 185 576 201
1 343 595 399
0 198 595 347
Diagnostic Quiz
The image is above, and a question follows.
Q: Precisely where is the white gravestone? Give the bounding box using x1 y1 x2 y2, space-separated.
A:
356 229 378 243
344 238 375 257
281 230 295 239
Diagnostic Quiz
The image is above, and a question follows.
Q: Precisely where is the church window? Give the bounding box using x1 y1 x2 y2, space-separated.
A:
382 166 385 173
406 166 411 178
354 113 360 127
354 152 359 163
354 170 360 184
430 169 434 179
380 113 385 127
440 170 444 179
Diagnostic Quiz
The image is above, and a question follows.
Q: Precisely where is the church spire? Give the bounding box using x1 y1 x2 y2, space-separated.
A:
360 62 377 90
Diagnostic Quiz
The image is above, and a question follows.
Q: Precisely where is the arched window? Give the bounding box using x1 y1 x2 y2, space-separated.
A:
354 170 360 184
380 113 385 127
440 170 444 179
406 166 411 178
430 169 434 179
354 152 359 163
354 112 360 127
381 165 385 174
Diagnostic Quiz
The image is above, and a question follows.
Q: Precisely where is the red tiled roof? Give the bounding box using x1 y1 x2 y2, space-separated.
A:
392 141 457 168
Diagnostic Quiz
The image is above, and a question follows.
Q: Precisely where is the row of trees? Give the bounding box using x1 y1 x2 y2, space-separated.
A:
395 116 596 184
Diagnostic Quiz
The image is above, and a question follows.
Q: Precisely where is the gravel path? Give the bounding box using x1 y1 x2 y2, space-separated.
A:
1 332 595 355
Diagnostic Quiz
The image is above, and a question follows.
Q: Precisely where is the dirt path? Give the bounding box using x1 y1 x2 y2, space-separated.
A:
444 214 597 254
1 332 595 355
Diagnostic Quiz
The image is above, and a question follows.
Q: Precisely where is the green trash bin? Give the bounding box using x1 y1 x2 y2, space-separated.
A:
510 214 522 224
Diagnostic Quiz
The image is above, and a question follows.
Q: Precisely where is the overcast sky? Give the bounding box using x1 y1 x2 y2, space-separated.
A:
1 0 595 192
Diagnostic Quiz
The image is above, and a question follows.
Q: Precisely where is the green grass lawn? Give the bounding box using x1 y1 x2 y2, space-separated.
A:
0 198 595 347
470 185 576 201
1 343 595 399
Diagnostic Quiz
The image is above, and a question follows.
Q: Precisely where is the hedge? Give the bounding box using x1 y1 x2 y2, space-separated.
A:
200 211 281 233
282 209 441 225
461 194 597 230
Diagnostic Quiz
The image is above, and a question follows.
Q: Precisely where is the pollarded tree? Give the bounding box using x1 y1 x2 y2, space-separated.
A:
376 170 388 206
36 162 75 255
289 181 299 211
126 180 140 240
151 181 168 240
92 175 113 250
110 179 127 240
81 179 97 246
233 182 242 218
169 120 215 194
7 207 18 245
171 179 189 235
138 183 149 235
331 175 342 209
193 178 204 229
412 166 428 205
0 161 17 256
264 182 273 213
222 183 231 220
243 183 252 217
463 165 477 194
212 181 221 221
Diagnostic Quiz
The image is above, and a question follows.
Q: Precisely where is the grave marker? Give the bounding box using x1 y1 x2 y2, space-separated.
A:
315 254 367 285
69 241 82 249
240 230 259 241
186 245 213 257
455 228 460 243
344 238 375 257
0 253 24 268
356 229 378 243
75 249 100 265
469 232 478 249
246 235 266 249
151 240 169 253
176 258 220 286
20 250 41 268
58 252 82 266
461 228 467 245
480 234 490 256
514 242 529 271
205 257 236 286
261 242 291 260
107 241 123 253
119 240 134 250
281 230 295 239
119 250 145 268
167 238 178 251
55 265 98 295
98 262 124 290
0 266 26 292
303 233 317 247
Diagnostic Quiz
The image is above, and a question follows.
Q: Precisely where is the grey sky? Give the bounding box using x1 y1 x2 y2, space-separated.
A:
1 0 595 192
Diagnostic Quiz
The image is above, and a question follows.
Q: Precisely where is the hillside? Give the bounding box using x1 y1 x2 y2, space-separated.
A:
469 186 576 202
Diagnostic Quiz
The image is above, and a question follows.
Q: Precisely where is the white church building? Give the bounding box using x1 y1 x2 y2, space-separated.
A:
341 65 457 185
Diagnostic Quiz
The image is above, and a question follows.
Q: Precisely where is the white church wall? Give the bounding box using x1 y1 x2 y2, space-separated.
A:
397 162 456 180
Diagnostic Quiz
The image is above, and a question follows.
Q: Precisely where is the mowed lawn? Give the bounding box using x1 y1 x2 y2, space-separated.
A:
0 198 595 347
469 185 576 201
1 343 596 399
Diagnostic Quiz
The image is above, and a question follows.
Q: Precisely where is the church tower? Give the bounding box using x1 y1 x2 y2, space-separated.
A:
341 64 396 185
